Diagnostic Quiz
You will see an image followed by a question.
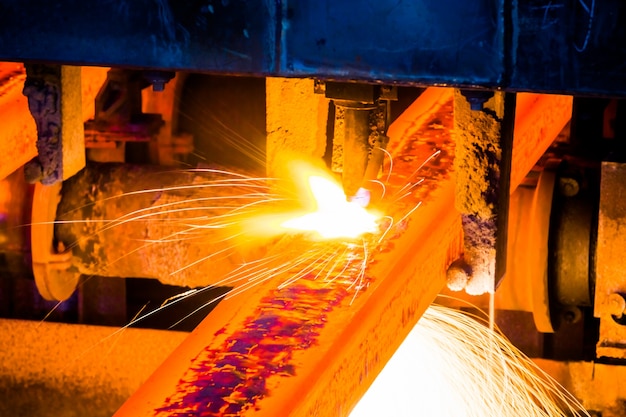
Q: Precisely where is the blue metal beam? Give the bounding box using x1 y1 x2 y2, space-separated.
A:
0 1 625 96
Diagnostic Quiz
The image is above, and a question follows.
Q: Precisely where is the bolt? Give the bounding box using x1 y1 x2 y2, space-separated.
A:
313 79 325 94
607 293 626 319
460 90 494 111
143 71 175 93
561 306 582 324
446 258 471 291
558 177 580 197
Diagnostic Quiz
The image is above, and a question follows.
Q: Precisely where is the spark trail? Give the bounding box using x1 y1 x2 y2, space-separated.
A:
351 304 590 417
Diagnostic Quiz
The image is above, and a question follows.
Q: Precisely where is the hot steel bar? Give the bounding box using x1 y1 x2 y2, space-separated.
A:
114 89 463 416
114 88 573 416
511 93 573 192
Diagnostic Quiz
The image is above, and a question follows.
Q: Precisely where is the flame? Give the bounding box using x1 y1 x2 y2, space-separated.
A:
280 175 380 239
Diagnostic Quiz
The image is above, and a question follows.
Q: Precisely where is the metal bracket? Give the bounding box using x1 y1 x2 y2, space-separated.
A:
447 90 516 295
31 182 80 301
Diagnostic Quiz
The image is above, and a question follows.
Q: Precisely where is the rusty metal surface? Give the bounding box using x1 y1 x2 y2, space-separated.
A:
114 88 462 416
335 104 370 198
434 92 573 321
594 161 626 359
265 78 329 180
22 64 85 184
55 163 273 289
0 64 106 181
450 90 516 294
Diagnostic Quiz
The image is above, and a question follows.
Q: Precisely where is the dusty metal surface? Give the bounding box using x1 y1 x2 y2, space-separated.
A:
450 90 516 294
534 359 626 417
0 318 187 417
594 161 626 359
114 88 462 416
436 92 573 321
55 163 274 289
265 78 329 180
22 64 85 184
325 83 395 199
334 103 370 198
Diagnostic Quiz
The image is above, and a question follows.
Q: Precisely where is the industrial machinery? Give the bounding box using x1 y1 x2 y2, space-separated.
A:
1 1 626 416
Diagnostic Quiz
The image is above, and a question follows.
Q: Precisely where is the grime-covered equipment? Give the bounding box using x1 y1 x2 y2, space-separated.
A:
1 1 626 416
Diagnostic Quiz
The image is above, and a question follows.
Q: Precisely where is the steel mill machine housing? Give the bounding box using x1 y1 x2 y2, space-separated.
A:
1 1 626 416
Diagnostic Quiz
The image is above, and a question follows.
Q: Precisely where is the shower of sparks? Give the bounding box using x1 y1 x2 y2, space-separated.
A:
350 304 590 417
279 175 380 239
55 92 578 417
48 158 392 330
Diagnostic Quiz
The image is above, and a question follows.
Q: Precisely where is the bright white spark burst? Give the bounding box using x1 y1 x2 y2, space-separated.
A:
350 304 590 417
280 176 380 239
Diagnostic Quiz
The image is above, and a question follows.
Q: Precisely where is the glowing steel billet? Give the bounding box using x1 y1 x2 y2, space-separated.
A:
114 87 463 416
388 89 573 195
511 93 572 192
115 188 462 417
283 185 463 417
113 88 573 416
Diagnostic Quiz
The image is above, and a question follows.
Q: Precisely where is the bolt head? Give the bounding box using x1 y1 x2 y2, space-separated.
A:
558 177 580 197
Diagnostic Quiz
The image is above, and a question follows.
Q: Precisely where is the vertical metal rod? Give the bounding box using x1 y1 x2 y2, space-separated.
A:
336 103 372 198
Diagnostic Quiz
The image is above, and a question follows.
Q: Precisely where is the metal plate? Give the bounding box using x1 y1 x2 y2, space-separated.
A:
283 1 503 86
0 0 276 73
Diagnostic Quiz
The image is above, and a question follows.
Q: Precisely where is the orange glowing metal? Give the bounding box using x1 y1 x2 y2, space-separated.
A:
280 175 380 239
